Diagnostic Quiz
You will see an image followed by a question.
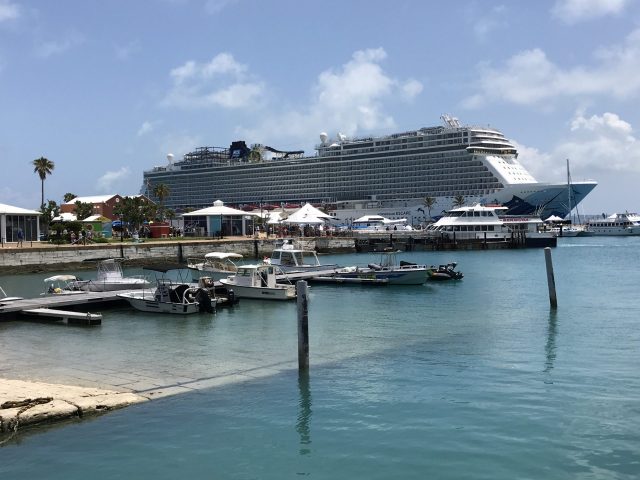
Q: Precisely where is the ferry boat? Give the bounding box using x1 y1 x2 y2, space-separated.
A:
142 115 597 223
426 203 556 247
585 213 640 236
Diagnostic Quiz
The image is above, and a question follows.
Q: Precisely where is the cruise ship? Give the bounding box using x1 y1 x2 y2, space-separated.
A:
142 115 597 224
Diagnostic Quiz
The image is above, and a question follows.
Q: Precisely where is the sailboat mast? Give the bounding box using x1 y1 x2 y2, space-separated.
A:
566 159 572 221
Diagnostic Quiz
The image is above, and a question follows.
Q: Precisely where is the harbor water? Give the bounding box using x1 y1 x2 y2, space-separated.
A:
1 237 639 479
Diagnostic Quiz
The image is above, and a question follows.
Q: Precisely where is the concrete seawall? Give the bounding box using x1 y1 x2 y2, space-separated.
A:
0 237 357 274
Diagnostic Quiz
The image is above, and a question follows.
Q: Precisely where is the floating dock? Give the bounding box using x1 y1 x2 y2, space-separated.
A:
0 290 131 323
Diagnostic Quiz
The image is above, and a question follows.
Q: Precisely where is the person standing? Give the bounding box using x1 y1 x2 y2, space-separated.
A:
17 228 24 247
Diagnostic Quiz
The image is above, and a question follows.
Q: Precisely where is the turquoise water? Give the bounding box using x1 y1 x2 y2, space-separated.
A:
1 238 640 479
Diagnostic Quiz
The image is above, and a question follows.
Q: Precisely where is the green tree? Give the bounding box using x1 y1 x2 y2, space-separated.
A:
63 192 77 203
453 195 466 208
248 145 262 163
113 196 155 234
32 157 55 209
40 200 60 228
74 201 93 220
423 196 437 220
152 183 170 221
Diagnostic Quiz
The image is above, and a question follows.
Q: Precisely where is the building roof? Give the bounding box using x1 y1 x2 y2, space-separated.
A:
62 194 118 205
182 200 259 217
0 203 42 215
52 212 78 221
83 215 111 222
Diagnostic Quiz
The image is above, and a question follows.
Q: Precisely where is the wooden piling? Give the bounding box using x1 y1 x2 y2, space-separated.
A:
544 247 558 309
296 280 309 370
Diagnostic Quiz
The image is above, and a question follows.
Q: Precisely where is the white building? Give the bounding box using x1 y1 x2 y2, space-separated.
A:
0 203 42 244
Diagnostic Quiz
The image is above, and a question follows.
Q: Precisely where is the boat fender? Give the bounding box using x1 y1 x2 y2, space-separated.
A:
227 289 236 305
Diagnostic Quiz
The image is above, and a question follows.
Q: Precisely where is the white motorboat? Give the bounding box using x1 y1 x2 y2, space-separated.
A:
312 251 429 285
77 258 151 292
549 225 585 237
351 215 414 233
42 275 86 296
0 285 23 302
187 252 243 281
268 239 337 273
220 264 296 300
117 266 215 314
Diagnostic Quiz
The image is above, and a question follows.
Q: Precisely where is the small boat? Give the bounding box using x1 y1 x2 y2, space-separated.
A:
187 252 243 281
311 251 429 285
76 258 151 292
352 215 414 233
117 266 215 314
220 264 296 300
426 262 464 281
42 275 86 296
268 239 338 273
310 266 390 285
0 285 23 302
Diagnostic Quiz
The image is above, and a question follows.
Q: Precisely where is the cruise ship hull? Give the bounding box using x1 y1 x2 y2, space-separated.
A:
332 181 597 224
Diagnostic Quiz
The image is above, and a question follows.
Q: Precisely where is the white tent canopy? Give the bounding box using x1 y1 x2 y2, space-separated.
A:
544 215 564 222
282 202 331 224
182 200 259 217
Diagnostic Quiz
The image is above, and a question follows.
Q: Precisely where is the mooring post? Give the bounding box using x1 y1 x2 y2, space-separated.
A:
296 280 309 371
177 243 184 263
544 247 558 309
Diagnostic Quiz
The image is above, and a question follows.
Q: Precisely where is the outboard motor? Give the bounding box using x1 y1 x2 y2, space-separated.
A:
195 288 215 314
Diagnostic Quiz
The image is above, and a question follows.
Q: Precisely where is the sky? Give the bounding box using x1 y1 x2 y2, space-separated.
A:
1 0 640 215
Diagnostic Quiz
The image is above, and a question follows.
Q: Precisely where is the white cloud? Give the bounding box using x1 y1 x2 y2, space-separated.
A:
552 0 630 24
204 0 239 15
35 32 84 58
471 5 508 39
137 121 155 137
464 28 640 108
556 111 640 173
401 79 423 101
97 167 131 193
205 82 264 109
115 40 141 61
240 48 423 147
517 111 640 183
0 0 19 22
162 52 262 109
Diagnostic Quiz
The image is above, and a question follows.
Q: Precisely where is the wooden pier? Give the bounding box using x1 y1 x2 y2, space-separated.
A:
0 290 131 323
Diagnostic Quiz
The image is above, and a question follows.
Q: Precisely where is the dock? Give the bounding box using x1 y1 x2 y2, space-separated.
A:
0 290 131 323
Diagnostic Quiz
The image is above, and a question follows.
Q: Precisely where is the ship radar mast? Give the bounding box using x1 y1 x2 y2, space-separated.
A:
441 114 461 128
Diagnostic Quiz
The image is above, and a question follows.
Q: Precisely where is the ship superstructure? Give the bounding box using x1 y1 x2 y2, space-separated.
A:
142 115 596 223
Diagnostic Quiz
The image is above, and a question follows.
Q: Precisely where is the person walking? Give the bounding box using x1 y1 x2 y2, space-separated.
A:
17 228 24 247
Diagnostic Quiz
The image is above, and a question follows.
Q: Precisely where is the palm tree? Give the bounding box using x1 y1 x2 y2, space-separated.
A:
63 192 77 203
152 183 170 221
453 195 466 208
423 196 437 220
33 157 55 209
